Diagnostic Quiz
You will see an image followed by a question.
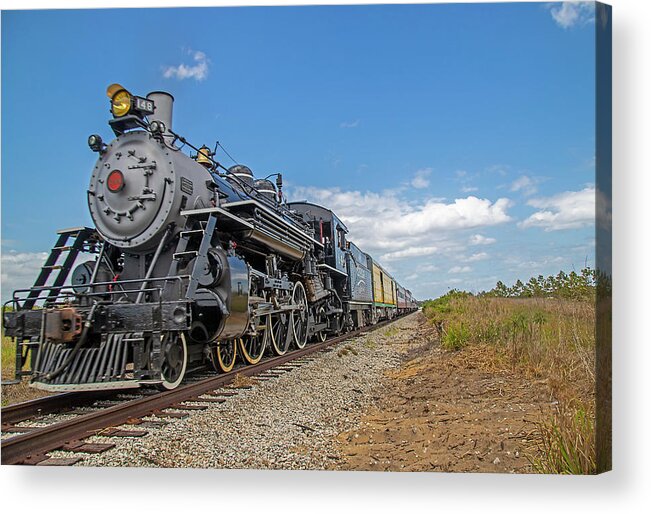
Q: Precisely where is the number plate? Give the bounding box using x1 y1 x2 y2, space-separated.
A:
134 96 155 115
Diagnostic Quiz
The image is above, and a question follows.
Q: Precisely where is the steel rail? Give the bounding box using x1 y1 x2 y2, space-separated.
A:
1 391 114 426
1 316 404 465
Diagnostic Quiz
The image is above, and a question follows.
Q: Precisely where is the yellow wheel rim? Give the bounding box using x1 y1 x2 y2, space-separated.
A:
238 338 262 365
216 339 237 372
239 316 269 365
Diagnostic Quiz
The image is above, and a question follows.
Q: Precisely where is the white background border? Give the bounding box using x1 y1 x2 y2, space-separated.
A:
1 0 648 511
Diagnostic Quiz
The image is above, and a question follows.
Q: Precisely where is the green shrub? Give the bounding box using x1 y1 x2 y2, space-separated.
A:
441 323 470 351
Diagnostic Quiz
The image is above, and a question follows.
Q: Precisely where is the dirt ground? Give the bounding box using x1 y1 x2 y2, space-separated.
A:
330 311 553 473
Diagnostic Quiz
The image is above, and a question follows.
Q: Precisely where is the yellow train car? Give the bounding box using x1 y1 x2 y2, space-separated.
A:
371 261 397 310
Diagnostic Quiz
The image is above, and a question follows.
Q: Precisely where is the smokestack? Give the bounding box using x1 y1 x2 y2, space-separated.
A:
147 91 174 137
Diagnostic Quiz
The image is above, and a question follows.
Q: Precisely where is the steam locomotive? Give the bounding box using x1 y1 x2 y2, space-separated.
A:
3 84 417 392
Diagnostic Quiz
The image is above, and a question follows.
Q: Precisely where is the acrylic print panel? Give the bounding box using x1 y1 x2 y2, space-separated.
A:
0 1 611 474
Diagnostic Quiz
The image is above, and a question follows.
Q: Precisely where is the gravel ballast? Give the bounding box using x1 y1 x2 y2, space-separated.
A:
53 313 422 469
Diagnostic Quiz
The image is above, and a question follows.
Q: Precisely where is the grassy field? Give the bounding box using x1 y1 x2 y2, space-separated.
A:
423 293 596 474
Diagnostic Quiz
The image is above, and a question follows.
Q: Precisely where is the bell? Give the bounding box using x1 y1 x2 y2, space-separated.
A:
196 146 212 167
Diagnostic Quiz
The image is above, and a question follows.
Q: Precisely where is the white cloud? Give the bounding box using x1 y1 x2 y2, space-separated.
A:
519 186 595 231
1 251 48 301
340 119 360 129
507 255 565 271
410 168 432 189
510 175 538 196
291 186 512 260
163 50 210 81
469 234 496 246
383 245 439 261
383 196 512 237
465 252 489 262
461 186 478 193
549 2 595 29
487 165 509 177
417 263 439 273
449 266 472 274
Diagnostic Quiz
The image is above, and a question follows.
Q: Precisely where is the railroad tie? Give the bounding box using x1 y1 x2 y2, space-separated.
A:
150 410 188 419
35 457 83 466
60 440 115 454
169 403 208 411
194 396 226 403
95 427 149 438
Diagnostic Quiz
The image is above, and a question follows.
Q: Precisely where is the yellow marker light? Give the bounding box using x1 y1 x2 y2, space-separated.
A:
106 83 126 98
111 89 132 117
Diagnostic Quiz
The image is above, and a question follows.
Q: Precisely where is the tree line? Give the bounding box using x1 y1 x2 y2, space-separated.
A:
420 267 611 305
481 268 597 300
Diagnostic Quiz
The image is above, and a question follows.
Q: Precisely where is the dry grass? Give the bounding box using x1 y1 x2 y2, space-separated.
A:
1 335 49 406
530 403 595 474
424 296 596 474
2 336 16 375
337 345 359 358
383 326 399 337
231 372 257 388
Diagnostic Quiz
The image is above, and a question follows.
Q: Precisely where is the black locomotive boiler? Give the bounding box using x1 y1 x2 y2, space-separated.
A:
3 84 417 392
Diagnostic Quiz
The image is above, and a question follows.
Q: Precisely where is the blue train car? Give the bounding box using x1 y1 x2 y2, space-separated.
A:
345 241 373 327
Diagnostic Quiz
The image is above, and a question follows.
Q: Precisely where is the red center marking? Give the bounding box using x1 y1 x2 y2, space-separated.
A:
107 170 124 192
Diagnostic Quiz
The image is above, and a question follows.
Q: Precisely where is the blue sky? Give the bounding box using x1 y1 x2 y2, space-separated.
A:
1 2 599 301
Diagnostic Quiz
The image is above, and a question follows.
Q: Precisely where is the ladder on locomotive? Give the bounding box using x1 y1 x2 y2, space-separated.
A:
22 227 98 309
171 212 218 300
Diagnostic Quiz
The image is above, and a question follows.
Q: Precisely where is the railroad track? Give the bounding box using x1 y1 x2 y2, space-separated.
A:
1 316 401 465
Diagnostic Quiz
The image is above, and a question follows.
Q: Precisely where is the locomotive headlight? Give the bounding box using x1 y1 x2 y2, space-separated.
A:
88 134 104 152
111 89 132 117
149 120 166 135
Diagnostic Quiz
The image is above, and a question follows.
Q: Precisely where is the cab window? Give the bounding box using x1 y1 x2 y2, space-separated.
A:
337 227 346 250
